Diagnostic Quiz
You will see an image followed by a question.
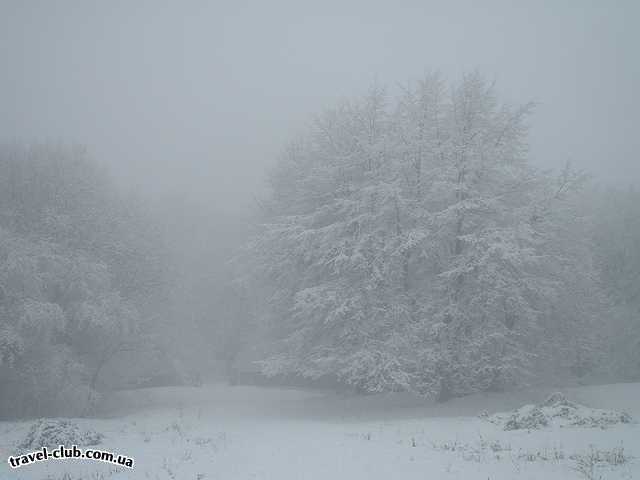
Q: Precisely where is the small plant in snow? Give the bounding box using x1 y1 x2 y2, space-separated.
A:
193 436 214 447
46 468 119 480
165 420 186 438
572 448 602 480
570 444 630 473
161 457 177 480
516 445 565 462
477 435 512 454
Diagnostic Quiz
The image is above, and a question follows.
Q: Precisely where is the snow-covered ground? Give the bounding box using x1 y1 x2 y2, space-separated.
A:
1 382 638 480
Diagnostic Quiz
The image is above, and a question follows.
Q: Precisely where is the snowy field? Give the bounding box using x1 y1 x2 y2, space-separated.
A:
1 382 638 480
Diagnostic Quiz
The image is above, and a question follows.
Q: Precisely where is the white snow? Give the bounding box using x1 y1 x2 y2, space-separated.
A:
1 382 638 480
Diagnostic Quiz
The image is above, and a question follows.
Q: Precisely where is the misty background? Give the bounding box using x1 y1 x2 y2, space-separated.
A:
1 0 640 419
2 0 639 211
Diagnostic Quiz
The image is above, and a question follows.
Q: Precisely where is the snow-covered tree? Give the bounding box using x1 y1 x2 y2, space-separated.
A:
0 144 168 417
243 73 605 398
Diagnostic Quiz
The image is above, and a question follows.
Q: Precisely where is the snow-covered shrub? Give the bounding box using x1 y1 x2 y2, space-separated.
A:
19 419 103 450
503 405 549 431
487 392 632 430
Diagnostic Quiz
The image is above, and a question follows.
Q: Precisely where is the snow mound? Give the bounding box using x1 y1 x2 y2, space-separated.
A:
485 392 633 431
18 419 104 450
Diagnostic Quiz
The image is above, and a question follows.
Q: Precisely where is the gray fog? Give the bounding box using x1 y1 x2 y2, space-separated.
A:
2 1 638 212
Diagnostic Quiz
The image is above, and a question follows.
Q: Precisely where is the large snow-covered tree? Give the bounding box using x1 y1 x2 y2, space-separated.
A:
243 73 604 398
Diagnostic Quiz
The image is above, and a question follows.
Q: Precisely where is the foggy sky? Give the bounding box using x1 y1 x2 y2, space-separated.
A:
1 0 638 213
